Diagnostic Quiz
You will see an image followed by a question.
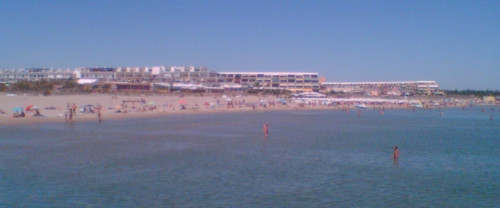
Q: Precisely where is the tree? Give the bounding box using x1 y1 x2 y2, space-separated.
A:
32 80 54 93
12 81 32 92
62 79 78 92
443 89 500 97
0 84 6 92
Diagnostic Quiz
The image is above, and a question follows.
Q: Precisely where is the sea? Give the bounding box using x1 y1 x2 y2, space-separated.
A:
1 107 499 207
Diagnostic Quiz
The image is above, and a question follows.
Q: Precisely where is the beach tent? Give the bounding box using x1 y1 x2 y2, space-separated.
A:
80 104 95 109
80 104 96 113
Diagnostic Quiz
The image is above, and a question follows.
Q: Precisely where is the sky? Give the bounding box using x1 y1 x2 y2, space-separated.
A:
1 0 499 90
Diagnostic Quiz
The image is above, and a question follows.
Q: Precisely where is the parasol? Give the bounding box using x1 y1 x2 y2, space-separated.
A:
12 107 23 113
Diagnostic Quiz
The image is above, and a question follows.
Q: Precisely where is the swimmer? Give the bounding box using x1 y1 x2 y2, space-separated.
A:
263 122 269 137
393 146 399 160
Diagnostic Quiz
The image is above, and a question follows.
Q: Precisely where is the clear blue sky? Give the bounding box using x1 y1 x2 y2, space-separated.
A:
1 0 499 90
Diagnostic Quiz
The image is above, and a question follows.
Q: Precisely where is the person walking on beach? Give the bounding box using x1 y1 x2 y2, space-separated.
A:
263 122 269 137
393 146 399 160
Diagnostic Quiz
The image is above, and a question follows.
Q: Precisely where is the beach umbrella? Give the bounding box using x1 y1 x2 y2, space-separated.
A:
26 105 34 111
12 107 23 112
178 100 187 104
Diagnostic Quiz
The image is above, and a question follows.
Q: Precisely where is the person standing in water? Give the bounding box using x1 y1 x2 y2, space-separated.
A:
97 110 102 122
68 109 73 122
263 122 269 137
393 146 399 160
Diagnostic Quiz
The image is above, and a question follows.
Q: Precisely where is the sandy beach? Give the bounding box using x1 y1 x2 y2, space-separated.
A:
0 94 236 124
0 94 303 125
0 93 471 125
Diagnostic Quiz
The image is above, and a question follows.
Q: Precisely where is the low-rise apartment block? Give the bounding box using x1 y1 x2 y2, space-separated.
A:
217 72 320 92
322 81 441 96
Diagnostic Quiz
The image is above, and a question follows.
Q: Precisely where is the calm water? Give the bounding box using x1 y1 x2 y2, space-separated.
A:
1 107 499 207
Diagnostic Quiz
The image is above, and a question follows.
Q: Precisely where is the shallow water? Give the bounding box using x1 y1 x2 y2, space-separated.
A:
1 107 499 207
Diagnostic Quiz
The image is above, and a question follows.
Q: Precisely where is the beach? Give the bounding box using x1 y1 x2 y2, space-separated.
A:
0 93 477 125
0 94 273 124
1 93 326 125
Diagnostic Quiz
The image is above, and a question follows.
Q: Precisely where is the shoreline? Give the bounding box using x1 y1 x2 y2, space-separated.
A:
0 94 483 126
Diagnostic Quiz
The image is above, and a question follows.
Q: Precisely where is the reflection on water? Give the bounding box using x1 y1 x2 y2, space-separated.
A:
0 108 499 207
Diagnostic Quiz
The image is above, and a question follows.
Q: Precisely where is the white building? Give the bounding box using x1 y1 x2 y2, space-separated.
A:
321 81 441 95
217 72 320 92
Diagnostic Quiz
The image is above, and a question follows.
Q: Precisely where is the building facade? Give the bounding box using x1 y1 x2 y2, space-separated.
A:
78 66 217 84
0 68 74 83
217 72 320 92
1 67 440 95
322 81 440 95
